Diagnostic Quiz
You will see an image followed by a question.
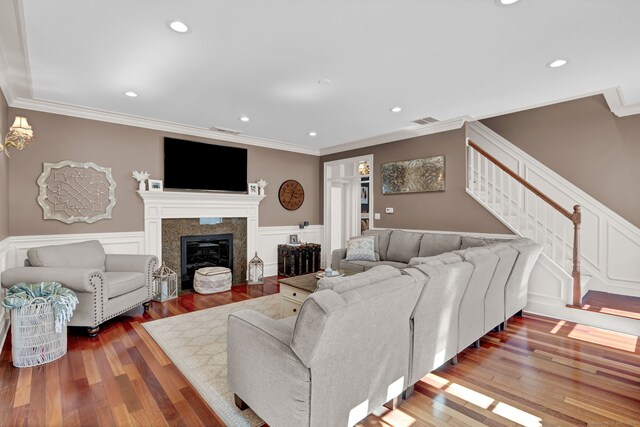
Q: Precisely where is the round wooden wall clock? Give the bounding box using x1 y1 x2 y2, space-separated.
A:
278 179 305 211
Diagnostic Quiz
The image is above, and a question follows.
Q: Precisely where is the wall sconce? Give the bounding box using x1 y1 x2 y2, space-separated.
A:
1 116 35 157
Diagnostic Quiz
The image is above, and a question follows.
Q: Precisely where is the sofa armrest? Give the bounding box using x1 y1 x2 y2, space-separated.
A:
1 267 105 294
227 309 310 425
331 248 348 270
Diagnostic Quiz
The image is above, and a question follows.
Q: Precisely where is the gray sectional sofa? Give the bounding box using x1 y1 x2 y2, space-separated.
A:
227 232 543 426
332 228 508 272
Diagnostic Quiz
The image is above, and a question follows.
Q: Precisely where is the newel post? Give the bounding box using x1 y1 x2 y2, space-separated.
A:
571 205 582 306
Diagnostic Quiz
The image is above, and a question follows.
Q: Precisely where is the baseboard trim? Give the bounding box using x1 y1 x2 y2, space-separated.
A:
526 300 640 336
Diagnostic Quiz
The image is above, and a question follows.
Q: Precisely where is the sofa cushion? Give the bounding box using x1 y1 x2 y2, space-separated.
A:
339 259 366 272
418 233 462 257
105 272 145 299
339 259 408 272
363 229 393 260
386 231 423 263
27 240 106 271
345 236 377 262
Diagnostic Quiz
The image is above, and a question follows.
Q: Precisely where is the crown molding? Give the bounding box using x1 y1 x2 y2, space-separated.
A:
319 116 472 156
10 97 321 156
603 87 640 118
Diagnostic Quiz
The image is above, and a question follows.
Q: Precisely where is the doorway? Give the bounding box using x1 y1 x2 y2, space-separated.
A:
323 155 374 268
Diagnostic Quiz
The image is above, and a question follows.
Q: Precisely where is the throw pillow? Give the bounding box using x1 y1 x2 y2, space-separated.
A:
345 236 377 262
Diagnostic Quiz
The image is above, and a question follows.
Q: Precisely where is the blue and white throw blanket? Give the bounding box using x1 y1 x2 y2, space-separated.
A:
2 282 79 333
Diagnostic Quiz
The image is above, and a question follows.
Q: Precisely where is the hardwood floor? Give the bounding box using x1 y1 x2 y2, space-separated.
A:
578 290 640 321
1 278 639 426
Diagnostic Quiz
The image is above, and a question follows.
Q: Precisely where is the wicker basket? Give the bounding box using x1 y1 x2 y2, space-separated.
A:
10 297 67 368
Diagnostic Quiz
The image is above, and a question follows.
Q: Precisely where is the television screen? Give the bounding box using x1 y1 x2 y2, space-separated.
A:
164 138 248 192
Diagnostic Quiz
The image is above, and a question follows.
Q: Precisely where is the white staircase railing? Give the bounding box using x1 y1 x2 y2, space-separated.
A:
466 140 583 306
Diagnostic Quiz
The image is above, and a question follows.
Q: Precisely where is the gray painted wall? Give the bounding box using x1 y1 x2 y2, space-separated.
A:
321 128 511 234
7 108 321 236
0 89 8 240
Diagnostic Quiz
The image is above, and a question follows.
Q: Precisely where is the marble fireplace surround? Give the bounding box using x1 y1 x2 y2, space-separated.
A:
137 191 265 280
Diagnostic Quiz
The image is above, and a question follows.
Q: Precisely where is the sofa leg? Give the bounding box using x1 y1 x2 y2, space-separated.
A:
87 326 100 337
493 325 501 332
450 355 458 365
501 321 507 331
384 395 403 410
234 394 248 410
143 301 151 310
515 309 523 317
473 339 481 349
402 385 415 400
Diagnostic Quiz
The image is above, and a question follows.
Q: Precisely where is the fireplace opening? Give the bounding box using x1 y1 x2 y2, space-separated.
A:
181 234 234 290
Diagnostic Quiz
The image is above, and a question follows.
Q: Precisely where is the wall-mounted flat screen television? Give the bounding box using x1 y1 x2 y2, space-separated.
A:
164 137 248 192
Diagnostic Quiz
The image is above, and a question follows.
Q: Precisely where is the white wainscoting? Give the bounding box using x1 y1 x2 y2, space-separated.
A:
467 121 640 334
468 121 640 297
0 237 11 351
9 232 145 268
258 225 324 277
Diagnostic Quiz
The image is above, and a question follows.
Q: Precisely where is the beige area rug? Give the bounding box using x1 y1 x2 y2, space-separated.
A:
142 294 282 427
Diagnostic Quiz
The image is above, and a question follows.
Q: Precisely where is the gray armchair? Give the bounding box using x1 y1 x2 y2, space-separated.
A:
1 240 158 336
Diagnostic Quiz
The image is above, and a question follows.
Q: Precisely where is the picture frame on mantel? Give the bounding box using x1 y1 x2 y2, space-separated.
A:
148 179 163 192
248 183 259 196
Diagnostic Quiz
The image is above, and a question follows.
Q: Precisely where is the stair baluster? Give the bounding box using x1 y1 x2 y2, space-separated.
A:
466 140 583 306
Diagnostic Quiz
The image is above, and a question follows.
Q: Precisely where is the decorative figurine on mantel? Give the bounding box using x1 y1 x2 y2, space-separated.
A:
132 170 150 191
256 178 267 196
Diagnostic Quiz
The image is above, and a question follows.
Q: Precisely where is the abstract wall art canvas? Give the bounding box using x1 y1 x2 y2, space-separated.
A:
381 155 445 194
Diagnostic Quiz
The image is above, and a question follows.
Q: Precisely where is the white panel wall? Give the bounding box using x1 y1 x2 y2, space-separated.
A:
258 225 324 276
10 232 145 267
467 121 640 334
0 238 10 350
468 121 640 297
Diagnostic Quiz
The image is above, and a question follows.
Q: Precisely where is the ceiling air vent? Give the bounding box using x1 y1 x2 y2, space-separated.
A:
211 126 243 135
412 116 438 125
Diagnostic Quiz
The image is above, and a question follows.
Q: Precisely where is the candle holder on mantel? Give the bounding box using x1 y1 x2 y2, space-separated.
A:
248 252 264 285
153 263 178 301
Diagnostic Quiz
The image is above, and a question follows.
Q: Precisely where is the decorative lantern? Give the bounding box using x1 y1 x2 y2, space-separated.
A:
153 263 178 301
248 252 264 285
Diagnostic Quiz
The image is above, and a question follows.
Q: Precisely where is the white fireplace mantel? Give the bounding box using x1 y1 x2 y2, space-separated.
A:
137 191 266 276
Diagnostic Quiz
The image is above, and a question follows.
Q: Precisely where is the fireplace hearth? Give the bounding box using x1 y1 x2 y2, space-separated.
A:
181 234 233 290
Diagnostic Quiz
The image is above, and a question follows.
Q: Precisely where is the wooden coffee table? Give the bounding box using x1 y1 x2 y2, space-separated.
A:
278 271 350 318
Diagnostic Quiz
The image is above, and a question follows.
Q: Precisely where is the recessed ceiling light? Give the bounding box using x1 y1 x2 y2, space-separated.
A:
124 91 138 98
239 116 250 122
547 59 568 68
168 20 190 33
318 78 332 85
308 131 317 137
495 0 520 6
390 106 402 113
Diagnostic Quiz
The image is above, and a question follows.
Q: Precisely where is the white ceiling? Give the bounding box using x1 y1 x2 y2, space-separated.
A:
1 0 640 154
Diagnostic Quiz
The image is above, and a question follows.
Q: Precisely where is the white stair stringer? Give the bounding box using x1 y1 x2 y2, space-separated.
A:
466 121 640 335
